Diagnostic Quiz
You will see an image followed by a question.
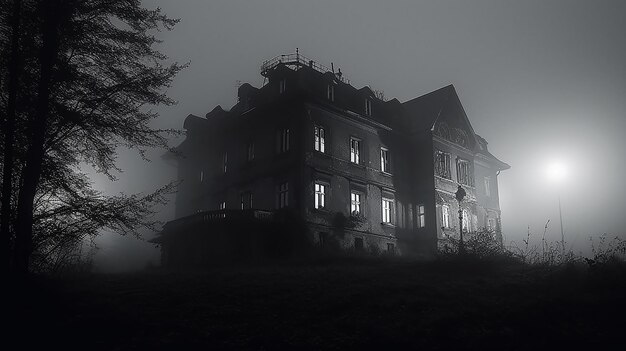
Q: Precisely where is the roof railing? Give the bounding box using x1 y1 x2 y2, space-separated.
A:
260 51 350 84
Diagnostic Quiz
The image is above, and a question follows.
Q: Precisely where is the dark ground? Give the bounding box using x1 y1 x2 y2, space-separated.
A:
8 257 626 350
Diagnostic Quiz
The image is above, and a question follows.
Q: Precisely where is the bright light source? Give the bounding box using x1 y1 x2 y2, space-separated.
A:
546 161 567 183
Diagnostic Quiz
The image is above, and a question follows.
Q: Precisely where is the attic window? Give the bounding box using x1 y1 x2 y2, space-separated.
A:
364 98 372 116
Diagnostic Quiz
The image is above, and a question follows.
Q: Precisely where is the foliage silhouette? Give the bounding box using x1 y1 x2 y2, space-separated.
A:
0 0 186 274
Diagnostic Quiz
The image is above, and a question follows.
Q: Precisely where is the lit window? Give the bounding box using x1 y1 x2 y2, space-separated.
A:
462 209 469 232
382 198 394 224
380 147 390 173
314 183 326 209
279 78 286 93
457 158 473 186
219 201 226 210
327 84 335 101
417 204 425 228
442 205 450 228
277 128 290 153
241 192 252 210
350 192 361 215
247 142 255 161
435 150 451 179
277 182 289 209
314 126 325 153
200 170 204 182
484 176 491 197
350 138 360 164
365 98 372 116
223 152 228 173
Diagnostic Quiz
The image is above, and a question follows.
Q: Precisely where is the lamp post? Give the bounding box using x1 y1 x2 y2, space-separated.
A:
455 185 467 255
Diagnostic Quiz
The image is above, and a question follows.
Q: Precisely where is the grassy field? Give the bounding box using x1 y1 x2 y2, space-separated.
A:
8 257 626 350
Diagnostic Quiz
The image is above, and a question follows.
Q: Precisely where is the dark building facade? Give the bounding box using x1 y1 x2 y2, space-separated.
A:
155 53 509 265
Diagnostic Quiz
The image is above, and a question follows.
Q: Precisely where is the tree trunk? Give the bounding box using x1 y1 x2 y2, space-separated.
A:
1 0 22 274
13 0 62 274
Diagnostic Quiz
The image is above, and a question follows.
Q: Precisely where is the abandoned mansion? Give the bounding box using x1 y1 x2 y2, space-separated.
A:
154 52 509 266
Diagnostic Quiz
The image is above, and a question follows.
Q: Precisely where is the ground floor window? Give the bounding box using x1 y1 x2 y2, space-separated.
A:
277 182 288 208
314 182 326 209
417 204 425 228
354 237 364 250
241 191 252 210
318 232 328 247
382 198 394 224
442 205 450 228
350 192 361 215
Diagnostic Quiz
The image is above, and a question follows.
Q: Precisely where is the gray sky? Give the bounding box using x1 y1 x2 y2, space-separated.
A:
92 0 626 271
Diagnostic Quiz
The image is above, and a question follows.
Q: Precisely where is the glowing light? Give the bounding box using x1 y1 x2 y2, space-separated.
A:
546 160 568 183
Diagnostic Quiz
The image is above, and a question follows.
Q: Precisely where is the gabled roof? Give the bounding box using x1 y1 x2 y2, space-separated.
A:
401 84 455 132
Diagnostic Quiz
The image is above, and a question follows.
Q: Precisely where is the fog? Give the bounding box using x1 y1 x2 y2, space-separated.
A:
92 0 626 272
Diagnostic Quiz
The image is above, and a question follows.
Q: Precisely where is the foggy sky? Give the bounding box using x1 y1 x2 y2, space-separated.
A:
92 0 626 271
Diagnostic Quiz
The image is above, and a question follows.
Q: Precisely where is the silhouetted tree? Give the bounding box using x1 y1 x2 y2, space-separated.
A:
0 0 22 274
0 0 185 274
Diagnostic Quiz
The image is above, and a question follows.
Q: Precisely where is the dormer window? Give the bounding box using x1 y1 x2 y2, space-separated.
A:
279 78 287 94
364 98 372 116
327 84 335 101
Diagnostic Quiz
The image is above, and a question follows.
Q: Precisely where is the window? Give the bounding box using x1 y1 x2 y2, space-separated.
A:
354 237 364 250
318 232 328 247
350 192 361 215
457 158 473 186
462 209 469 232
327 84 335 101
247 142 255 161
199 170 204 182
387 243 395 254
218 201 226 218
279 78 286 93
382 198 394 224
277 128 290 153
365 98 372 116
417 204 425 228
314 125 325 153
487 218 495 231
380 147 390 173
223 151 228 173
314 182 326 209
435 150 451 179
442 205 450 228
277 182 289 209
350 138 361 164
484 176 491 197
241 191 252 210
